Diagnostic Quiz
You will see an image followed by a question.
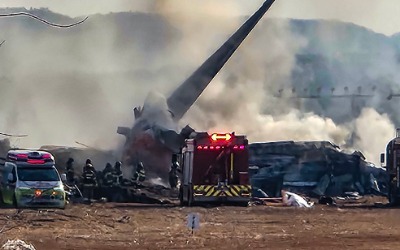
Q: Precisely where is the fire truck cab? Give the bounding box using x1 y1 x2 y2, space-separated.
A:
382 130 400 205
179 132 251 206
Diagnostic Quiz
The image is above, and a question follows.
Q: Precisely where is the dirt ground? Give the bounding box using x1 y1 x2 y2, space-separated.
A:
1 197 400 250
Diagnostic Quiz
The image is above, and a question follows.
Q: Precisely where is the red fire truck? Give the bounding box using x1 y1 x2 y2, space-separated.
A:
179 132 251 206
382 129 400 205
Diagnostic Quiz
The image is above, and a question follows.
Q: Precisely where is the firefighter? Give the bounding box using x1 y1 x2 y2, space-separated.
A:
102 163 114 186
83 159 92 172
112 161 123 187
132 161 146 184
81 159 98 203
66 157 75 184
169 154 181 189
102 163 114 201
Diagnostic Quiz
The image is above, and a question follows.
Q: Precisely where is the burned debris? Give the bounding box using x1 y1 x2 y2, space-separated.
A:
117 0 277 178
248 141 387 198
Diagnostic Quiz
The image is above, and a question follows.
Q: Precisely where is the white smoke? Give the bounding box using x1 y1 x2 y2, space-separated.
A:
178 16 399 165
352 108 395 164
140 91 177 131
0 2 398 166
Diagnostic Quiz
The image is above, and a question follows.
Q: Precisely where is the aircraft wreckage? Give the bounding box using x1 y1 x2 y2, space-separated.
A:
0 0 388 200
0 137 388 201
116 0 277 179
0 0 277 179
249 141 387 198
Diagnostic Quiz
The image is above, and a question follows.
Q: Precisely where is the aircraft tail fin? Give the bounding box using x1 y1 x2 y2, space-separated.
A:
166 0 276 120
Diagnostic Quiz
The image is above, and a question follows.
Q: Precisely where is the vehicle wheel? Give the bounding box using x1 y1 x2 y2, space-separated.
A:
13 194 19 208
188 188 194 207
61 202 67 210
388 184 400 206
0 190 4 207
389 194 400 206
179 187 186 206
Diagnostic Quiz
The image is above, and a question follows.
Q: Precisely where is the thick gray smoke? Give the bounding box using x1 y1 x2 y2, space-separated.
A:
0 3 399 166
0 8 181 152
172 15 400 164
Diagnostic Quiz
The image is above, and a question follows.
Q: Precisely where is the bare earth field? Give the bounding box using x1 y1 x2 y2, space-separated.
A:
1 198 400 250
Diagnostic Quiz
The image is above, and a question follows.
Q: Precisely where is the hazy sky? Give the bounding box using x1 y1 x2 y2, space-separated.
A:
0 0 399 36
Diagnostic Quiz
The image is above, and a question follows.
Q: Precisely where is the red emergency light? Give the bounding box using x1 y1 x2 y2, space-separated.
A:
27 159 45 164
197 145 245 150
17 154 28 159
42 153 52 159
211 133 232 141
8 151 53 163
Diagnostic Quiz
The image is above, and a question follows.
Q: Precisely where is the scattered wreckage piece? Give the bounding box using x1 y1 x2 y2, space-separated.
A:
282 191 314 208
249 141 387 198
251 197 283 206
110 184 174 204
251 190 314 208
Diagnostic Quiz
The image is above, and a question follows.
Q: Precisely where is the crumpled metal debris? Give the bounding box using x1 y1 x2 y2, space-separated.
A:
282 190 314 208
1 239 36 250
249 141 387 198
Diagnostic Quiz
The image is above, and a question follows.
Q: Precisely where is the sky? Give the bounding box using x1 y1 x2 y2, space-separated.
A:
0 0 399 36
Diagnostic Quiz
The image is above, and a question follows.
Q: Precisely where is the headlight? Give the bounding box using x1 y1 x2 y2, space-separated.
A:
34 189 42 197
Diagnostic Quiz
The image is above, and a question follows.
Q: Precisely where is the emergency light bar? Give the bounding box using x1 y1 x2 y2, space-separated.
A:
211 133 232 141
7 151 54 164
27 159 46 164
197 145 245 150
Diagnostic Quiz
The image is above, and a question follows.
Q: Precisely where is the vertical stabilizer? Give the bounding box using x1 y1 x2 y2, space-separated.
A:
166 0 276 120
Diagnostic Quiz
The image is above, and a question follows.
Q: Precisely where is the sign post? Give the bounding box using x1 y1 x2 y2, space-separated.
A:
186 213 200 235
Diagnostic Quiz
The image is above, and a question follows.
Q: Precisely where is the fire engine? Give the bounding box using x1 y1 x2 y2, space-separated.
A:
179 132 251 206
382 129 400 205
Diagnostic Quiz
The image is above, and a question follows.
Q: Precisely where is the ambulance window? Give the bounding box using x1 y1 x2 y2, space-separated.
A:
9 167 16 182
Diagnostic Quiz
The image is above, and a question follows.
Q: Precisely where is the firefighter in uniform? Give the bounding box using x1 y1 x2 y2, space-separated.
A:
66 157 75 184
102 163 114 201
112 161 123 187
102 163 114 186
81 159 98 203
169 154 181 189
132 161 146 185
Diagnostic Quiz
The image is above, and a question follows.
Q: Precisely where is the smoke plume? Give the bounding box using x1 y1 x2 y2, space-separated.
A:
0 2 399 166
